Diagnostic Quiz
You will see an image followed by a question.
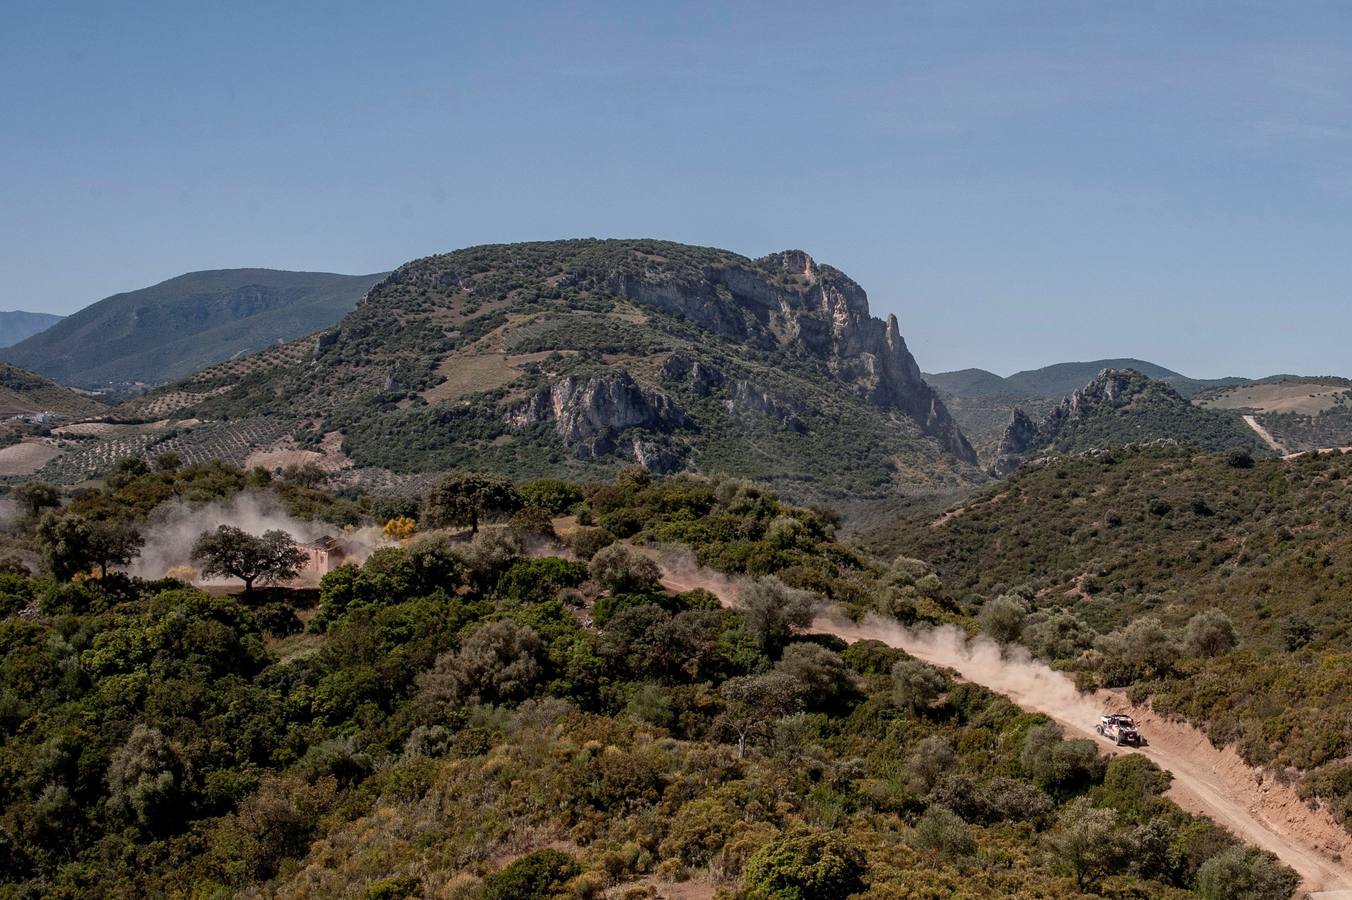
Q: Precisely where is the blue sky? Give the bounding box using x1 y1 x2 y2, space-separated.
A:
3 1 1350 377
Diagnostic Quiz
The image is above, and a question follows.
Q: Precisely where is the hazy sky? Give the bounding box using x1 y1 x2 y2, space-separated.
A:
4 2 1350 377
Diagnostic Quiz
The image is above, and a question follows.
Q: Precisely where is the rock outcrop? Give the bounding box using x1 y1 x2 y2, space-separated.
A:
609 251 976 464
506 371 691 464
660 353 725 396
990 407 1042 476
726 379 807 433
630 437 685 474
992 369 1193 475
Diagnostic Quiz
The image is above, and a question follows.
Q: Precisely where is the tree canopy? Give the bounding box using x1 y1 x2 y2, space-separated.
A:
423 473 521 535
191 525 307 594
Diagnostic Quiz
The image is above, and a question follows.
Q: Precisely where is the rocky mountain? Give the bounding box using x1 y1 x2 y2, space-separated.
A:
0 269 385 388
85 240 981 500
0 311 62 348
926 360 1256 465
990 368 1266 475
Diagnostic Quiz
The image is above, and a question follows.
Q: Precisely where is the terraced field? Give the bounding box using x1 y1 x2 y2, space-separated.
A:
34 433 165 483
30 417 301 483
143 418 298 468
125 386 232 420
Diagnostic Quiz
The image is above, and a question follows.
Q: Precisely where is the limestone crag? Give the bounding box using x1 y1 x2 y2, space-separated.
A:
726 379 807 433
993 369 1171 475
990 408 1042 477
506 371 690 449
660 353 725 397
609 250 975 464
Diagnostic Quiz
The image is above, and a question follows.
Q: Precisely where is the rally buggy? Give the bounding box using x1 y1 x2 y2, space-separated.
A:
1096 713 1141 747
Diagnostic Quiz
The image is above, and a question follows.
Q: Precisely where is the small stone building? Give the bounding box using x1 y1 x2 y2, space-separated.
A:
300 535 346 577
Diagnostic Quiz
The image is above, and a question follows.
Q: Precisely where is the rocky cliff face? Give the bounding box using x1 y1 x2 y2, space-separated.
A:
609 249 976 464
506 372 690 463
990 407 1042 476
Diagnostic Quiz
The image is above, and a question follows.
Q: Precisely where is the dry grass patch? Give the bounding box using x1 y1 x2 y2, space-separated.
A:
1199 381 1352 415
0 441 61 476
423 350 560 403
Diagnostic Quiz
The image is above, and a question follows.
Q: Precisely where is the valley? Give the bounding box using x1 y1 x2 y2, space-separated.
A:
11 4 1352 896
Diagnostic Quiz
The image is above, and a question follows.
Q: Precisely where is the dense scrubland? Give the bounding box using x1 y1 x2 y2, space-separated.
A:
868 444 1352 829
0 460 1299 897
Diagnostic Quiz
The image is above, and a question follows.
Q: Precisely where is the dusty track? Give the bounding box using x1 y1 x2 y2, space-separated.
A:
1244 414 1289 454
655 556 1352 895
820 614 1352 896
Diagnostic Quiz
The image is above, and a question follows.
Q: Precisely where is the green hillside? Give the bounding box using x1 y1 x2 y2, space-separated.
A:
864 444 1352 827
1197 378 1352 454
1005 359 1189 397
927 363 1255 465
0 269 385 387
0 364 104 418
929 360 1250 402
922 367 1013 398
990 369 1266 475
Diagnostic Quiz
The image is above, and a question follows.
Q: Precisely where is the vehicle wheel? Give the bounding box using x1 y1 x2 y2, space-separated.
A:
1096 725 1104 735
1116 736 1124 746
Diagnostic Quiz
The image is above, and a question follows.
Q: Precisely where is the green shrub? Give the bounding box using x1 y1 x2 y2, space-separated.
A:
480 848 579 900
1194 846 1299 900
911 805 976 861
743 830 865 900
570 526 616 561
518 478 584 514
496 557 587 605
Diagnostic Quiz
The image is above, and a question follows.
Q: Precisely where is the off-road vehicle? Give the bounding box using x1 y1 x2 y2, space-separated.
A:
1096 713 1141 746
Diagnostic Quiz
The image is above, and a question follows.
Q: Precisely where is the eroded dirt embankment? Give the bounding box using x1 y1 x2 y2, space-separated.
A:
654 553 1352 895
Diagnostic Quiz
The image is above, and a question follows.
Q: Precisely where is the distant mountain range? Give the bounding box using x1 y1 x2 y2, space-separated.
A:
0 311 62 348
0 269 385 388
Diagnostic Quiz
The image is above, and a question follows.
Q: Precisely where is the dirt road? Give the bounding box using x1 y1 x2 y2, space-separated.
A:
817 613 1352 896
655 557 1352 895
1244 414 1289 454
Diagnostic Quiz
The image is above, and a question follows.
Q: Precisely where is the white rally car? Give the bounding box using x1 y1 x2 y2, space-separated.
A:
1096 713 1142 747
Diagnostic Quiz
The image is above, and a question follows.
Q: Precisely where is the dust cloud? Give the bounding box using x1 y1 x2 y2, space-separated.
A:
816 611 1107 725
644 546 744 601
127 492 386 584
646 540 1098 725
